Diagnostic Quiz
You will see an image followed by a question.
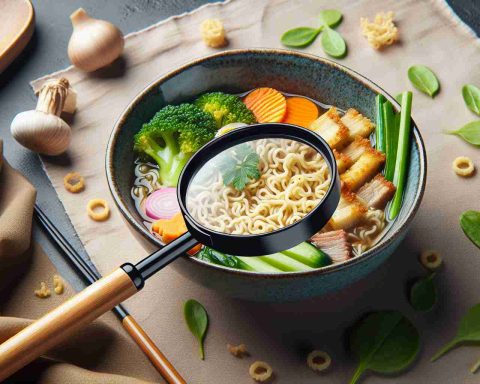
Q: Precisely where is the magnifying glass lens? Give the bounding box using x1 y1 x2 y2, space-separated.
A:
185 137 331 236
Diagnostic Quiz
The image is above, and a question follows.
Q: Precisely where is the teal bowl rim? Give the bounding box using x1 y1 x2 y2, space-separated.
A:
106 48 427 280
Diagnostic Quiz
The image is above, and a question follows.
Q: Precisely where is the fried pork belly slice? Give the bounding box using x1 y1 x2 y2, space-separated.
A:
357 174 396 209
310 230 353 263
341 108 375 140
341 147 386 191
334 149 353 174
329 190 368 230
309 107 350 149
342 137 372 163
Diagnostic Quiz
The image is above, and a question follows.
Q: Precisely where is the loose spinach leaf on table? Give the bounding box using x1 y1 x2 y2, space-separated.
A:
349 311 420 384
407 65 440 98
321 26 347 58
281 27 321 48
184 299 209 360
409 273 437 312
462 84 480 116
460 210 480 249
318 9 343 28
447 121 480 146
431 303 480 363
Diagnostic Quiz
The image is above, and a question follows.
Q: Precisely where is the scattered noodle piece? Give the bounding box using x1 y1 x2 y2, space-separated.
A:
87 198 110 221
420 250 442 270
53 274 64 295
452 156 475 177
307 350 331 372
227 343 249 358
360 11 398 50
63 172 85 193
34 282 51 298
200 18 227 48
249 361 273 382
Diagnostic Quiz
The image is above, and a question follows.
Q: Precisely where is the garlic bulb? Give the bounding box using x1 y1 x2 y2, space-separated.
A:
68 8 124 72
11 78 72 155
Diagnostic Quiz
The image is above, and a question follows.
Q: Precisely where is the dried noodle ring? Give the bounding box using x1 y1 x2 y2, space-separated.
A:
420 250 442 270
307 350 331 372
63 172 85 193
452 156 475 177
249 361 273 382
87 198 110 221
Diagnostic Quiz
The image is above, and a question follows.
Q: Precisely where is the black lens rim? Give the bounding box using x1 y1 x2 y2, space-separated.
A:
177 123 340 256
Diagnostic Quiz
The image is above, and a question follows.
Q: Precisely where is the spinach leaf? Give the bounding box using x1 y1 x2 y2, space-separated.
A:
197 247 243 269
409 274 437 312
462 84 480 116
349 311 420 384
431 303 480 362
184 299 209 360
221 149 260 191
407 65 440 97
319 9 343 28
460 210 480 249
281 27 321 48
321 26 347 58
447 121 480 146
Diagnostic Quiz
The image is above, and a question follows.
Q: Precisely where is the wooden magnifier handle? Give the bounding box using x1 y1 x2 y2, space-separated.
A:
0 266 140 381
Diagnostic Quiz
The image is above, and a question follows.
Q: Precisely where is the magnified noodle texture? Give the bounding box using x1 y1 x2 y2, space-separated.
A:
186 139 331 235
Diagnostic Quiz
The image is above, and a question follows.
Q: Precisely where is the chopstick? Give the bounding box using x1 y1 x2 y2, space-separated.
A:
34 204 186 384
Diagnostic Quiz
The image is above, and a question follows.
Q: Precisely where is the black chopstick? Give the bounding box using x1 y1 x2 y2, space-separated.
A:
34 204 186 383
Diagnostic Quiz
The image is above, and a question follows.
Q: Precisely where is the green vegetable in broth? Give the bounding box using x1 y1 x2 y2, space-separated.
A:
281 27 321 48
460 210 480 249
184 299 209 360
383 100 399 182
389 91 413 220
431 303 480 363
409 274 437 312
407 65 440 98
321 26 347 58
349 311 420 384
375 94 386 153
462 84 480 116
447 121 480 146
282 242 331 268
318 9 343 28
221 148 260 191
259 252 315 272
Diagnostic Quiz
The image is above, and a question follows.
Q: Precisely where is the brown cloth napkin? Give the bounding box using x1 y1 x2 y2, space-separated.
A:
0 139 159 383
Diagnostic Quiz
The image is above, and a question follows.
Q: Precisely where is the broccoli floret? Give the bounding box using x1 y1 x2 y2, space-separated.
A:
194 92 256 128
134 103 217 186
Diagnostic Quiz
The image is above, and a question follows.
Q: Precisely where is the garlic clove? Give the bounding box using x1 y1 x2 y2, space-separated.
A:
11 111 71 156
63 87 77 114
68 8 124 72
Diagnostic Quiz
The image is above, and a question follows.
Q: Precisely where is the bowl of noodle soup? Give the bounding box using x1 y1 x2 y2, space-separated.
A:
106 49 426 302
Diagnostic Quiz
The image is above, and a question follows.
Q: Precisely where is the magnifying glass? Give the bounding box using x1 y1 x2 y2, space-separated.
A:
0 124 340 380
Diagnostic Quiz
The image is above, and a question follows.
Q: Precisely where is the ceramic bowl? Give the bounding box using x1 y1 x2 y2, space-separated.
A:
106 49 426 302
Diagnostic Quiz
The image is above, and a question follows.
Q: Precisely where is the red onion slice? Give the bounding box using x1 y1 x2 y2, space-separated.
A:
145 188 180 220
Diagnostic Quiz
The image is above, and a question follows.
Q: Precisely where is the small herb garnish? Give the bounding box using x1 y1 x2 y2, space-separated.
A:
220 144 260 191
409 273 437 312
462 84 480 116
281 9 346 58
321 26 347 58
184 299 209 360
447 121 480 146
460 210 480 249
408 65 440 98
349 311 420 384
431 303 480 363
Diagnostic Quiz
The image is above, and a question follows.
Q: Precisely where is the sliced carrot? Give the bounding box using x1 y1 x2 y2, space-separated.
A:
243 87 287 123
283 97 319 128
152 212 201 255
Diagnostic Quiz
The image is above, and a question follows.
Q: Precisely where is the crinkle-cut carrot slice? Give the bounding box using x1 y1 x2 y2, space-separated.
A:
243 87 287 123
283 97 319 128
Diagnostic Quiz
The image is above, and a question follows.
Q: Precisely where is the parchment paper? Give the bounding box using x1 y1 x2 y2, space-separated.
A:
31 0 480 382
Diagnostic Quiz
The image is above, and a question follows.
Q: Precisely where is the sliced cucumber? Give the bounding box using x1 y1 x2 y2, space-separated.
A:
259 253 315 272
281 242 332 268
237 257 283 273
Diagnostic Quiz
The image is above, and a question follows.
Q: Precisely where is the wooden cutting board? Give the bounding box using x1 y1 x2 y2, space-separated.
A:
0 0 35 74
